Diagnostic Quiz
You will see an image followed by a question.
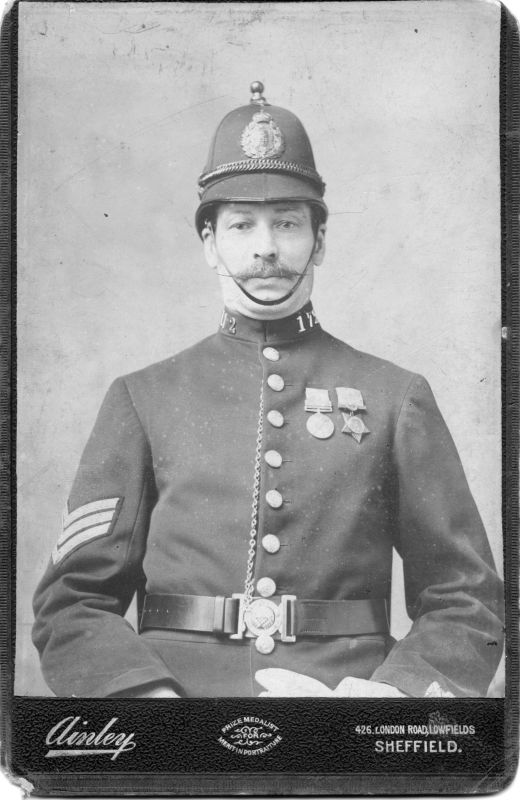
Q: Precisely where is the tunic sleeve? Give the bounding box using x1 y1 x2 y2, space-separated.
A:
32 378 181 697
370 375 504 697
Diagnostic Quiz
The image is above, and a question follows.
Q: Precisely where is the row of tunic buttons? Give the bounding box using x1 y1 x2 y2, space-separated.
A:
257 345 284 602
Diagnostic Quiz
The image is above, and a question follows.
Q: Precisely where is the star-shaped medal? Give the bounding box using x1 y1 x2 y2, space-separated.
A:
341 412 370 443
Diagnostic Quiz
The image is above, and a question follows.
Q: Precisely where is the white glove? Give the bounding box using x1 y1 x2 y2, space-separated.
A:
255 668 407 697
137 684 180 698
334 676 407 697
255 668 334 696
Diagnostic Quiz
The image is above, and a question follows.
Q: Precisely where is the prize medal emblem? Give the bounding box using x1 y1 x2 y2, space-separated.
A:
337 387 370 443
241 111 285 159
305 388 334 439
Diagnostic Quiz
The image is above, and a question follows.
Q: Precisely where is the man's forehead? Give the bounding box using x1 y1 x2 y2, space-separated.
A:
218 202 310 217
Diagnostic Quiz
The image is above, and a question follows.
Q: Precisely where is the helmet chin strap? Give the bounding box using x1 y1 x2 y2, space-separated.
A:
231 235 318 307
234 259 311 306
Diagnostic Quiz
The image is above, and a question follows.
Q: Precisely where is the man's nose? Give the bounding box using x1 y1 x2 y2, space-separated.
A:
253 224 278 260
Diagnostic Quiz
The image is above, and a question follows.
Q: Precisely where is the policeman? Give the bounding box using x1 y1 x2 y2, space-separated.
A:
33 82 503 698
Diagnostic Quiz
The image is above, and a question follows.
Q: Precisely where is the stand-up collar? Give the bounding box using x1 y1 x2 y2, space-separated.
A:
218 302 321 343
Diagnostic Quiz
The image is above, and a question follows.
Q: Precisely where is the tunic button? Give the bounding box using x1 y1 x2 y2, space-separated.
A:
262 346 280 362
262 534 281 553
267 374 284 392
266 489 283 508
267 410 284 428
257 577 276 597
255 634 275 654
264 450 282 468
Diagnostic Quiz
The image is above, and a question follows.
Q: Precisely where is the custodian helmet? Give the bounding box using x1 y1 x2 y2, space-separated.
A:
195 81 328 236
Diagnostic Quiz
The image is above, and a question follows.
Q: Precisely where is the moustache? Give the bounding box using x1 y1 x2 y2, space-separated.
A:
231 259 303 281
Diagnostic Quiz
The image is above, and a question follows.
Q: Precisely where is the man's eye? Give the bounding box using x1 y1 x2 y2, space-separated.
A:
229 221 252 231
277 220 298 230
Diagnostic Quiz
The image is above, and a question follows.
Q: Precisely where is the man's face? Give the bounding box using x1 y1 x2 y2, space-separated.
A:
203 201 326 320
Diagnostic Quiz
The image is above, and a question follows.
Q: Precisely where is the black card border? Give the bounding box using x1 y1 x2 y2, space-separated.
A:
0 0 518 795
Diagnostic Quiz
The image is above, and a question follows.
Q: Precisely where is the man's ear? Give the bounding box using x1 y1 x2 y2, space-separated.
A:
312 224 327 266
202 225 218 270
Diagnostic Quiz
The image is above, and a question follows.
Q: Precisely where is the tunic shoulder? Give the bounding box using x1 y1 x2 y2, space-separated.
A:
318 330 419 400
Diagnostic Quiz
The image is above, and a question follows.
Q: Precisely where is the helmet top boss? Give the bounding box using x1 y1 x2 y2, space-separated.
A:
195 82 328 236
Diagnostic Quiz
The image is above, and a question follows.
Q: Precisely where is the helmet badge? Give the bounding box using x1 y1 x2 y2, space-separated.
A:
241 110 285 159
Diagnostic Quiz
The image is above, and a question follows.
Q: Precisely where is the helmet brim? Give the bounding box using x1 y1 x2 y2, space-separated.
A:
195 172 327 236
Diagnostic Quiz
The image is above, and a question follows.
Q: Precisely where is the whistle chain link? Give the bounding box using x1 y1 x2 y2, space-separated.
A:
242 382 264 610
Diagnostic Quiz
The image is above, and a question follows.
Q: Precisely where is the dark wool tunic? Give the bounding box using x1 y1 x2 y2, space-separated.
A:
32 304 503 697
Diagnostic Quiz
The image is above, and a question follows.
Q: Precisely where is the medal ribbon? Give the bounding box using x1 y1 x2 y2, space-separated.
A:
305 388 332 413
336 387 366 412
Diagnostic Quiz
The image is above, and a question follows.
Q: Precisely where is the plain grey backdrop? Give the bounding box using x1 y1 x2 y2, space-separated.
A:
15 0 503 695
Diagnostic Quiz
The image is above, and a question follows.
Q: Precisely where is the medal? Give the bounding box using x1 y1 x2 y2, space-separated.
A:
341 412 370 443
337 387 370 443
307 412 334 439
305 388 334 439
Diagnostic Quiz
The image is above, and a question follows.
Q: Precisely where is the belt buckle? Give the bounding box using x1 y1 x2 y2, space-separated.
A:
230 593 296 643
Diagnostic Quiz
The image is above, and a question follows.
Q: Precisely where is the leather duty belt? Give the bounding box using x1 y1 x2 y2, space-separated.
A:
140 593 389 643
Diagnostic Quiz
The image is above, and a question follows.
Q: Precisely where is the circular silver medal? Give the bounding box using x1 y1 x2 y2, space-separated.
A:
307 412 334 439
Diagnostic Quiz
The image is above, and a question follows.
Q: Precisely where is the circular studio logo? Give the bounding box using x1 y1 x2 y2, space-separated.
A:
218 717 282 756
